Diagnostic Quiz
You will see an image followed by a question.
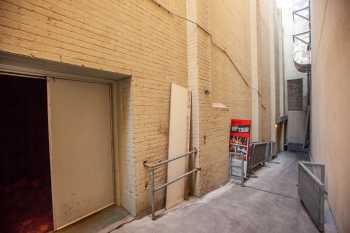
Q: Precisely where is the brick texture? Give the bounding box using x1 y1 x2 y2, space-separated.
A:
194 0 252 193
0 0 275 216
0 0 188 215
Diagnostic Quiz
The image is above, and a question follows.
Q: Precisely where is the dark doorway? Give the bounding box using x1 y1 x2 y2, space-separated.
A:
0 75 53 233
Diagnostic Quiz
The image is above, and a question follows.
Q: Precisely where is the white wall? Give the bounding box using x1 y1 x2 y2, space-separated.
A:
281 5 307 145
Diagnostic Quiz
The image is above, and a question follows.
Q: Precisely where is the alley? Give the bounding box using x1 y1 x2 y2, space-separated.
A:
112 152 329 233
1 0 350 232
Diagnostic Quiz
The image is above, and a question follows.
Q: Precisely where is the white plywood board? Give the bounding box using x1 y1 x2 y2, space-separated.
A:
48 78 115 229
166 83 191 209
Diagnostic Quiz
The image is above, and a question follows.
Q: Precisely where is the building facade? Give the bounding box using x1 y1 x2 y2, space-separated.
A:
311 0 350 232
0 0 281 231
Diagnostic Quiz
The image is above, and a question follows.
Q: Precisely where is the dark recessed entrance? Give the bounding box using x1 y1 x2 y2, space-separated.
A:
0 75 53 233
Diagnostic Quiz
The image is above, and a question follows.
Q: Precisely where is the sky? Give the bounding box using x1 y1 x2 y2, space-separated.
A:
276 0 307 9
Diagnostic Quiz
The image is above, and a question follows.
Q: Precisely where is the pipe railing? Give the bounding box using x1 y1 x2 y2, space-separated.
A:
143 148 199 220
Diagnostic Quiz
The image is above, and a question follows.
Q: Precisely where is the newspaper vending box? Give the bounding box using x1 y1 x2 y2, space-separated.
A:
229 119 251 180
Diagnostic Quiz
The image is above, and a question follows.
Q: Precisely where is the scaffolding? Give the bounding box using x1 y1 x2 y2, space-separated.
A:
292 0 311 73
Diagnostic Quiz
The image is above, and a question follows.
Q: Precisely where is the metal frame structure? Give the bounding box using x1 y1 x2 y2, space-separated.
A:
298 161 325 232
248 142 267 172
292 0 312 149
265 142 272 162
143 148 199 220
293 31 311 45
293 6 310 21
230 151 245 186
265 141 277 162
292 2 311 49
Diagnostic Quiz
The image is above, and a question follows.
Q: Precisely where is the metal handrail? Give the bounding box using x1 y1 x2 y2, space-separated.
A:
143 148 198 168
143 148 199 220
300 161 325 166
298 161 325 187
155 169 198 192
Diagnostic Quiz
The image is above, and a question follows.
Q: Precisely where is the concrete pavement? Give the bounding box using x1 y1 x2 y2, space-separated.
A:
112 152 336 233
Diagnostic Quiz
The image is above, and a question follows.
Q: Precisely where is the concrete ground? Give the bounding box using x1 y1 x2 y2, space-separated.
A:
56 205 130 233
112 152 337 233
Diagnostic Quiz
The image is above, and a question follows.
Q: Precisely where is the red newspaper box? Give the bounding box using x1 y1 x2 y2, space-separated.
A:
229 119 251 179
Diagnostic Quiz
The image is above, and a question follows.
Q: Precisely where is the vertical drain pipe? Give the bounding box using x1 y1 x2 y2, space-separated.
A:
249 0 260 142
268 1 277 143
186 0 201 196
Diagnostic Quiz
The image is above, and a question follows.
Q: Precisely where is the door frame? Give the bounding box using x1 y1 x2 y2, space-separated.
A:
0 73 54 233
0 54 127 229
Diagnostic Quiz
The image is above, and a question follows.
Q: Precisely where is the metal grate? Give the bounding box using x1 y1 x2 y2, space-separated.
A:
265 141 277 162
298 161 325 232
248 143 267 171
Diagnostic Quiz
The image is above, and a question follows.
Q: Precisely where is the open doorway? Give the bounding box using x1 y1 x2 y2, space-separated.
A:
0 75 53 233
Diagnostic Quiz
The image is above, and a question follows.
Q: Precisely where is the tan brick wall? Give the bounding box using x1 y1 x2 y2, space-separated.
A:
257 0 274 142
116 78 135 214
193 0 252 193
0 0 188 215
0 0 277 217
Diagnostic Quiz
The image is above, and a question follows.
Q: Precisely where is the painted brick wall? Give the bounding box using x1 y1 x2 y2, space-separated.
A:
0 0 188 215
193 0 252 193
257 0 274 141
0 0 276 217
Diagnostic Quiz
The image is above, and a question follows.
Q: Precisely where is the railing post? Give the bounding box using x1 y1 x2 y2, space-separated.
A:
193 147 197 171
240 152 244 186
321 164 325 184
150 169 155 220
143 149 200 220
193 148 198 194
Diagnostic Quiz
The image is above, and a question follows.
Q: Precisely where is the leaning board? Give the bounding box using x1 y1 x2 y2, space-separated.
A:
166 83 191 209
